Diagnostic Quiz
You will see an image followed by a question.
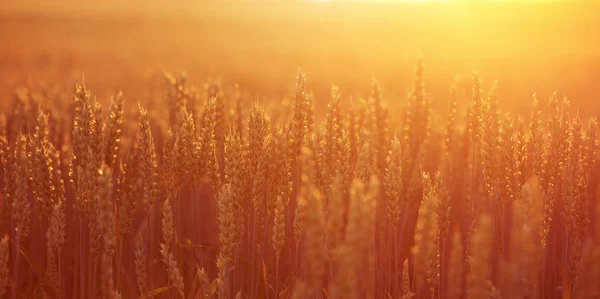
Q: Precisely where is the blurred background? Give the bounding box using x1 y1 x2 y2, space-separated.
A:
1 0 599 120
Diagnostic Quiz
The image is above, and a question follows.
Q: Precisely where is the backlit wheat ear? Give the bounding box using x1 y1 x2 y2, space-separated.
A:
134 233 147 297
442 80 458 179
371 78 390 183
175 108 197 186
403 58 430 165
401 258 414 299
13 134 30 237
385 136 402 228
4 134 29 298
233 84 245 141
515 116 528 186
160 198 184 298
31 110 55 218
137 104 159 210
528 94 544 180
218 184 237 257
267 127 292 224
247 103 271 249
320 85 344 198
71 82 91 188
199 97 220 194
160 246 184 299
499 113 519 206
541 92 570 248
224 128 248 238
161 199 174 251
292 69 309 158
162 127 178 196
272 193 286 263
117 149 138 240
165 72 191 128
356 129 373 184
103 91 124 167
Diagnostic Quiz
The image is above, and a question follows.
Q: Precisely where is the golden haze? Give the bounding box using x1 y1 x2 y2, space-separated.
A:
0 1 599 299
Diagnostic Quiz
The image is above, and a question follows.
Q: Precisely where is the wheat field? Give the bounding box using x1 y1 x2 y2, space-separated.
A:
1 1 600 299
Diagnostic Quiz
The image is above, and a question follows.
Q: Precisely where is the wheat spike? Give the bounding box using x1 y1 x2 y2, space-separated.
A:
103 91 124 167
199 97 220 193
31 110 55 218
117 149 139 239
403 57 430 167
292 69 309 158
528 94 544 180
161 199 174 251
224 128 249 238
401 258 415 299
175 108 197 185
138 104 159 210
165 72 191 128
442 80 459 180
13 134 30 239
267 127 292 222
218 184 237 257
134 233 147 297
356 129 373 184
247 103 271 249
385 136 402 228
160 198 184 298
272 192 286 262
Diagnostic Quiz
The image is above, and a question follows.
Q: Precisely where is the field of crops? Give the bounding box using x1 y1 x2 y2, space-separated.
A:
1 1 600 299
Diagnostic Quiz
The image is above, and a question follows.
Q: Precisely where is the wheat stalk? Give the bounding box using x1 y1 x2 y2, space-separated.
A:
0 235 9 297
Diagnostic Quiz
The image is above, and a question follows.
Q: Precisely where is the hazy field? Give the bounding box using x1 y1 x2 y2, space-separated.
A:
1 1 600 299
2 1 600 114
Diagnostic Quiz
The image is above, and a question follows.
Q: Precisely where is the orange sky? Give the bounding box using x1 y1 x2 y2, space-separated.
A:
1 0 600 117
